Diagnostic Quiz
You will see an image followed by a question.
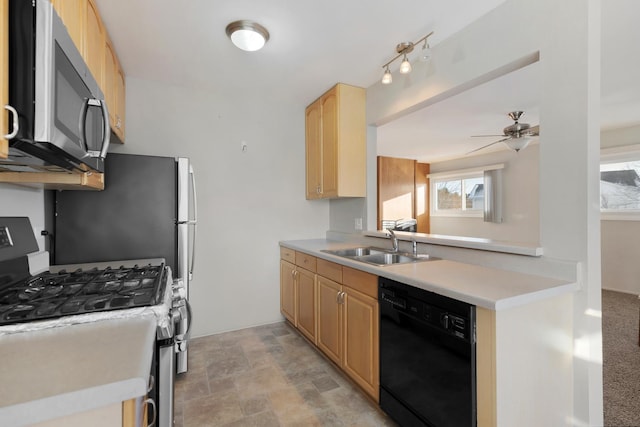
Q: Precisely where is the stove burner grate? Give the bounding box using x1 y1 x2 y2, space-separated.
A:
0 264 166 325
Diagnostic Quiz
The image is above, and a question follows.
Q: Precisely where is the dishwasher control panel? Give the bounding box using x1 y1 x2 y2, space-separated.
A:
379 277 475 342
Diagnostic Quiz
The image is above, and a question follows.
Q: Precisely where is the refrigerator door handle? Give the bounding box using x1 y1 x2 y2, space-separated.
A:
188 165 197 280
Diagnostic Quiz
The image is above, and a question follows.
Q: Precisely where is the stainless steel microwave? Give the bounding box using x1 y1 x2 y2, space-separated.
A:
3 0 110 173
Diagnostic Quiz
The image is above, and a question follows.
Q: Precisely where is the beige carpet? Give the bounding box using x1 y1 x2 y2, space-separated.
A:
603 289 640 427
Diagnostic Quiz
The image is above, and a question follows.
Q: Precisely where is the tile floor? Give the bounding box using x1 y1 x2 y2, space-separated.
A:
174 321 396 427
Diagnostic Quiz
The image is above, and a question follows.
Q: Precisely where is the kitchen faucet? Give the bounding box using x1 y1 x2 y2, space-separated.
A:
386 229 399 252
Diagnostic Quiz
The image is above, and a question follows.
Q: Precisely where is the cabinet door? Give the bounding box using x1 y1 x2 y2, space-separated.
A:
305 100 322 199
103 36 116 129
280 260 296 325
114 65 125 141
0 0 7 158
320 90 338 198
84 0 105 90
317 276 342 365
52 0 84 53
342 286 379 401
296 267 316 343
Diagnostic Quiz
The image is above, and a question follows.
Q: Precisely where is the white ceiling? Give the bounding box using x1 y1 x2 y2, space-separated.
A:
95 0 640 163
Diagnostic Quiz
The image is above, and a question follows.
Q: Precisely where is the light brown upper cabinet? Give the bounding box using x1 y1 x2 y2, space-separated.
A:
305 83 366 199
84 0 104 92
104 34 125 142
1 0 8 159
51 0 85 53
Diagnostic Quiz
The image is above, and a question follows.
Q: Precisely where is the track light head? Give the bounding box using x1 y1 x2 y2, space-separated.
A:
382 67 393 85
399 55 412 74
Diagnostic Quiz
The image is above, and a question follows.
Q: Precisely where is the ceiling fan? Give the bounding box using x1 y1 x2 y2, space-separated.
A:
467 111 539 154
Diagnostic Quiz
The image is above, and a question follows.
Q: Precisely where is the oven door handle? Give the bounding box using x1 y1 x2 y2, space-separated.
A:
4 105 19 139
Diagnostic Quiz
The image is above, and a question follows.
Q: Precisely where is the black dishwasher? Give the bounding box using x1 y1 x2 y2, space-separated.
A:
379 277 476 427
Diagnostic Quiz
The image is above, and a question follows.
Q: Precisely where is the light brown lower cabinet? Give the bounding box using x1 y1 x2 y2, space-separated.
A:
279 248 317 343
317 263 379 401
280 259 296 325
296 266 317 343
280 248 379 401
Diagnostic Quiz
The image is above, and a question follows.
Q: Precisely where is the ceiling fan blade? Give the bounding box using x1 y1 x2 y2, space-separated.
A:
471 134 506 138
466 137 511 155
525 125 539 135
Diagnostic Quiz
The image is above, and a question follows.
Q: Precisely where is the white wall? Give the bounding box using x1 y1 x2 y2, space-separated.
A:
112 77 330 337
429 144 539 244
354 0 602 424
0 185 45 251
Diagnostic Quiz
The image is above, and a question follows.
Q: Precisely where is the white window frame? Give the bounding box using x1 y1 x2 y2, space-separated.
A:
600 144 640 221
428 164 503 218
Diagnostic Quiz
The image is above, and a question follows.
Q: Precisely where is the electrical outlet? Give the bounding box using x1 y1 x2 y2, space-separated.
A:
355 218 363 230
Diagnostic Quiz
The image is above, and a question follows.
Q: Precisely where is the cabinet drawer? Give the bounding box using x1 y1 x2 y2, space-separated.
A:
295 252 317 273
317 258 342 283
280 247 295 263
343 267 377 299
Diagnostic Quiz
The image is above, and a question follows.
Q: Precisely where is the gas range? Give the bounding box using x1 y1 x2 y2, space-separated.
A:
0 263 167 326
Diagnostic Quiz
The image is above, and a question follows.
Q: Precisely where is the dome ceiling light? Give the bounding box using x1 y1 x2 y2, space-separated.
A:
225 20 270 52
381 31 433 85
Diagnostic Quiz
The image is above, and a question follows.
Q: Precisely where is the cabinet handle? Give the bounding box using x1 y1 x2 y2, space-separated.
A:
336 291 345 304
316 185 321 194
4 105 19 139
336 291 341 303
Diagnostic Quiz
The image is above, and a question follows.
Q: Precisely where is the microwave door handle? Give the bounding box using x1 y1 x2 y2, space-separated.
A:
98 99 110 159
188 165 197 280
79 98 90 151
81 99 110 158
3 105 19 139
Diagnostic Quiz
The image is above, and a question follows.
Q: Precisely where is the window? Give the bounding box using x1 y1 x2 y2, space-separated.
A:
429 164 503 219
600 145 640 220
433 176 484 215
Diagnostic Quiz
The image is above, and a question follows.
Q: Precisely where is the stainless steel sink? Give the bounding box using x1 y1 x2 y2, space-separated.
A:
322 247 435 266
357 253 418 265
321 247 386 257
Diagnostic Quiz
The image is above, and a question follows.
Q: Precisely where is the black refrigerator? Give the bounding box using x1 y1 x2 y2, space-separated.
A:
53 152 197 373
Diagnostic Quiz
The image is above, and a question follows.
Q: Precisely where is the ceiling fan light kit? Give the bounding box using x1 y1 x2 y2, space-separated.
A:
226 20 270 52
467 111 540 155
381 31 433 85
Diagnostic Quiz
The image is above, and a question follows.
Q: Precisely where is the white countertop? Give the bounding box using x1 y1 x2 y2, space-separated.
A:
280 239 577 310
0 315 157 427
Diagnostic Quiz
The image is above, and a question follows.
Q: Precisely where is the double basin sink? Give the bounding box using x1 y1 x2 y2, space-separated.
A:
321 246 434 267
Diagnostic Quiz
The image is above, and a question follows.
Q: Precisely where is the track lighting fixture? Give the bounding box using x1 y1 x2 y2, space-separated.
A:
381 31 433 84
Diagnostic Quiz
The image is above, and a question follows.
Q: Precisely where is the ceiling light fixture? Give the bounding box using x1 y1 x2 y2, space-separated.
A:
505 136 533 153
382 66 393 85
225 20 270 52
419 39 431 62
399 54 412 74
381 31 433 84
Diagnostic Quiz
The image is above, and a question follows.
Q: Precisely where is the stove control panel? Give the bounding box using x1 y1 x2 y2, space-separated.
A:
0 226 14 248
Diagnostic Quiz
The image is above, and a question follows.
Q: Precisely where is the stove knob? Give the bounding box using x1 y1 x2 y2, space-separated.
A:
172 286 187 301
